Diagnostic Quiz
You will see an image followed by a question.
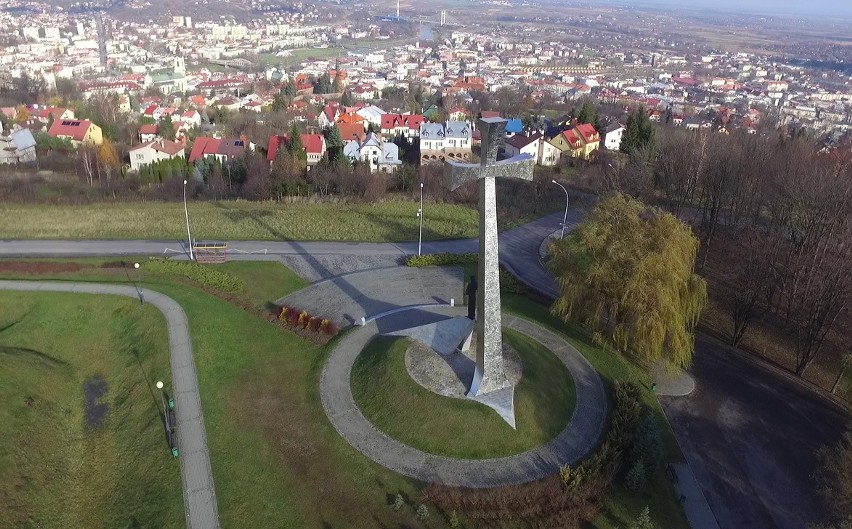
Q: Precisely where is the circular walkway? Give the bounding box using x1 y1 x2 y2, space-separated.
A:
320 305 608 488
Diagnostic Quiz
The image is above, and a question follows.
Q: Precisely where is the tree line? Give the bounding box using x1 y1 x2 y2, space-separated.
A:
600 121 852 386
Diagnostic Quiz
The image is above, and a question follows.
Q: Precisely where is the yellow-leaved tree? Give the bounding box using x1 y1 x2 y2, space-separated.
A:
548 193 707 368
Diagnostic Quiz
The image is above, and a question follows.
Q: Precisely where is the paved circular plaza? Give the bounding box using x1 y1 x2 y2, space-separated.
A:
319 305 608 488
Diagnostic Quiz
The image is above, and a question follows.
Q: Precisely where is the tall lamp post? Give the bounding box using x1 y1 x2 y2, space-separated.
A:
183 179 194 261
551 180 570 239
417 182 424 256
134 262 144 304
155 380 166 421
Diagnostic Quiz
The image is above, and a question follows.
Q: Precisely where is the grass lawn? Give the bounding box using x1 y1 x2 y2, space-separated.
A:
216 261 308 309
352 329 576 459
0 292 183 529
0 200 478 241
0 260 689 529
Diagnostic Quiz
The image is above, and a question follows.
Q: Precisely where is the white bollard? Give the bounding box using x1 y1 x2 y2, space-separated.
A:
450 298 455 307
360 316 366 326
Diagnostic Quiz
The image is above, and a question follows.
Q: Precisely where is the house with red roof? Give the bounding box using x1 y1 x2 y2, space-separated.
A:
380 114 425 139
128 139 185 171
266 133 327 170
47 119 103 146
139 123 159 143
32 106 74 125
188 136 253 164
318 103 340 129
550 123 599 160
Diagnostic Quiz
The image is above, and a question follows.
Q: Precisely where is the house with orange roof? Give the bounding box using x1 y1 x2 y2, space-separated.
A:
188 136 253 164
337 122 367 143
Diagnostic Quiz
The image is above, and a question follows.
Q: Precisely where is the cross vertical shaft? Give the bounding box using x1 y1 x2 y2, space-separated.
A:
444 117 535 396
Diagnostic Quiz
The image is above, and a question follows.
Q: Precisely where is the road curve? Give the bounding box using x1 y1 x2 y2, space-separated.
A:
0 280 219 529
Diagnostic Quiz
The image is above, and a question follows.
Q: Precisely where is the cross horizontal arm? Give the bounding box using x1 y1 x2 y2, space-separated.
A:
444 154 535 191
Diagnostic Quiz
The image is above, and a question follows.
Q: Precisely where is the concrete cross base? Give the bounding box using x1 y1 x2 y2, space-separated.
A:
469 385 516 429
402 326 521 428
467 367 510 397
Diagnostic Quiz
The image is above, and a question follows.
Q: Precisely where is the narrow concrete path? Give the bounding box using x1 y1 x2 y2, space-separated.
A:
0 280 219 529
320 305 607 487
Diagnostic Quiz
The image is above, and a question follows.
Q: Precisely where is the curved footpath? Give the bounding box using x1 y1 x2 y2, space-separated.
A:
320 305 607 488
0 280 219 529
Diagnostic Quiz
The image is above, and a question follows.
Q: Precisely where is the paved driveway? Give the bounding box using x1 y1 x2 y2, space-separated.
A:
661 335 850 529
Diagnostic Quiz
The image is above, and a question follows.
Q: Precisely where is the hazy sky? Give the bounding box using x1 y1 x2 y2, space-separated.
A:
607 0 852 17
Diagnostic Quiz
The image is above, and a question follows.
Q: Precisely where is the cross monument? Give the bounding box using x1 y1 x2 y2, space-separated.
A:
445 117 534 396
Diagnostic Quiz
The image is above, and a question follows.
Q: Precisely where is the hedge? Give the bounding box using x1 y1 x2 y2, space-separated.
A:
144 259 245 293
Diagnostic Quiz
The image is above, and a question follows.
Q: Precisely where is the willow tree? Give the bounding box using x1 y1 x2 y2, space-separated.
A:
549 193 707 368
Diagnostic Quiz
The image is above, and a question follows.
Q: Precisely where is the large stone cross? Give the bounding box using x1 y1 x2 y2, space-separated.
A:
445 117 534 396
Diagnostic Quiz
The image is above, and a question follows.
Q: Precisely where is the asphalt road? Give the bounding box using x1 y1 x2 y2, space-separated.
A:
662 335 850 529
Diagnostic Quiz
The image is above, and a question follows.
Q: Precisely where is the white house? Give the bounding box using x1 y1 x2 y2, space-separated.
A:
504 132 561 166
356 105 385 130
128 140 185 171
0 128 37 164
602 123 625 150
343 132 402 173
419 120 472 163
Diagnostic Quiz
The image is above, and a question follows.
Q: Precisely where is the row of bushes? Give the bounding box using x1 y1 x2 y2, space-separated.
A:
421 381 647 528
144 259 245 293
275 305 338 336
406 252 478 267
406 252 525 294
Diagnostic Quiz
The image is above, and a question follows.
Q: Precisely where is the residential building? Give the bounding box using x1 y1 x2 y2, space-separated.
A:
356 105 385 129
503 132 561 166
139 123 159 143
47 119 103 146
0 128 37 164
419 120 473 163
549 123 600 160
343 132 401 173
188 136 253 164
128 140 185 171
318 103 340 129
266 133 327 170
381 114 425 139
602 123 625 150
338 122 367 143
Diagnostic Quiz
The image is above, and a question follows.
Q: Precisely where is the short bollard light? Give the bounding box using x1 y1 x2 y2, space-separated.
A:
168 398 175 410
172 447 179 458
651 383 657 393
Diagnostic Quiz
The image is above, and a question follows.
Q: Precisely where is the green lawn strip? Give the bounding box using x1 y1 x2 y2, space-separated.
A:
351 330 576 459
148 283 437 528
0 292 182 529
216 261 308 309
503 294 690 529
0 200 478 241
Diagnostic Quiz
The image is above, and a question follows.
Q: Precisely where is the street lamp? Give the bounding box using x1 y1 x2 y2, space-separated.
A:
551 180 570 239
156 380 166 421
183 179 194 261
417 182 424 257
134 262 144 304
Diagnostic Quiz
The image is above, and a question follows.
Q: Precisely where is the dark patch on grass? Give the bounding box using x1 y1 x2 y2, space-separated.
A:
83 374 109 429
0 345 67 367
